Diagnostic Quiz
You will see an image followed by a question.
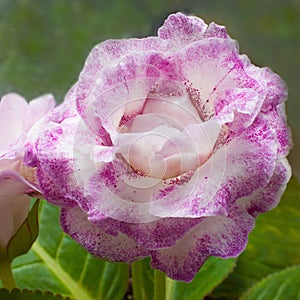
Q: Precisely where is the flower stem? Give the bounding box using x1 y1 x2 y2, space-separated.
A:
0 258 16 290
131 260 145 300
154 269 166 300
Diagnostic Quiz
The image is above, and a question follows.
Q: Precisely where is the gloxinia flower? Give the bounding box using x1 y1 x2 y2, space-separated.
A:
35 13 292 281
0 93 55 250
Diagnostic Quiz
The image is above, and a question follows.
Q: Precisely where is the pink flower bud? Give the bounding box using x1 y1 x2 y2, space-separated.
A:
0 93 55 249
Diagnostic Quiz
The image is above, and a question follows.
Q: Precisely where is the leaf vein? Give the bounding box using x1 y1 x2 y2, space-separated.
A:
32 240 95 300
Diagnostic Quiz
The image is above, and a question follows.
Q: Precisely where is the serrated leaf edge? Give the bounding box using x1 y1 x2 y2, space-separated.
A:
31 241 94 300
0 287 74 299
240 264 300 300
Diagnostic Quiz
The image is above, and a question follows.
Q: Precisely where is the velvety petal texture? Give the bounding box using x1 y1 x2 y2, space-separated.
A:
0 93 55 249
35 12 292 281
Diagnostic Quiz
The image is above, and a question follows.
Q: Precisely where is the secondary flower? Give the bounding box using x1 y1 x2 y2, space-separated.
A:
0 93 55 250
35 13 292 281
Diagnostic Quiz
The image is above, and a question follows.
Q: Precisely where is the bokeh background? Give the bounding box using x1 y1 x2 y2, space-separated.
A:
0 0 299 179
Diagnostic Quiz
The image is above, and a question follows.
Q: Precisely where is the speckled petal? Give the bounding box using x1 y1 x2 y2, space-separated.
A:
158 12 207 45
264 104 292 157
240 158 291 217
83 147 223 223
83 158 165 223
173 38 262 127
210 114 278 210
150 205 254 281
149 113 277 218
203 22 228 39
214 87 263 131
90 215 203 250
75 38 171 136
36 124 81 208
85 52 182 142
60 206 149 262
243 62 288 113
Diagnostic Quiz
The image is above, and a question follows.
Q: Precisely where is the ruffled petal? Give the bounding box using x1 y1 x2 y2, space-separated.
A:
83 158 165 223
150 113 277 218
240 158 291 217
215 88 262 131
173 38 263 129
203 22 228 39
47 84 79 124
60 206 149 262
90 52 183 142
150 156 290 281
158 12 207 44
0 93 56 163
0 94 28 148
77 113 277 223
75 38 171 135
150 205 254 281
211 113 278 208
25 94 56 132
264 104 292 157
243 63 288 113
116 217 203 249
36 123 82 208
158 13 229 46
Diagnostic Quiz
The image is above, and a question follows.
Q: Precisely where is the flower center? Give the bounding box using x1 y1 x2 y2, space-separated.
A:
116 94 221 179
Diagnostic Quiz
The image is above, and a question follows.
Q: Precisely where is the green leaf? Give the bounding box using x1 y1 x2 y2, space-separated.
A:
165 257 236 300
132 258 155 300
154 269 166 300
240 265 300 300
0 288 73 300
211 177 300 299
6 200 40 260
10 201 129 300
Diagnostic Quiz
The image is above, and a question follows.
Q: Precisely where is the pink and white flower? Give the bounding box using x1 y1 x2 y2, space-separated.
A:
0 93 55 249
35 13 292 281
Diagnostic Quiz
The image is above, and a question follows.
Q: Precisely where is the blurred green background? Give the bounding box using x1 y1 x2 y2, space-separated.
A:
0 0 299 175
